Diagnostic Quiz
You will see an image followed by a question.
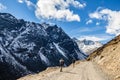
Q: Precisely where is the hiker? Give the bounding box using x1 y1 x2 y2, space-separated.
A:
72 58 76 68
59 58 64 72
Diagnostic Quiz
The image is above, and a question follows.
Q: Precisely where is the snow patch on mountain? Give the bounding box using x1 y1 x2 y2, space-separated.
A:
39 51 50 66
73 38 103 55
0 42 30 73
53 42 68 59
0 13 87 80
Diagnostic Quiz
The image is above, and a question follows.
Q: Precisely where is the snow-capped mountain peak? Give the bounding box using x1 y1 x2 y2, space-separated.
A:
0 13 87 80
73 38 103 55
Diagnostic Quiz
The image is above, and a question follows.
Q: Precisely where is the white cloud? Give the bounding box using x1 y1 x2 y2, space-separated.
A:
35 0 86 22
18 0 24 3
86 19 93 24
25 0 35 7
0 3 7 11
89 8 120 36
18 0 35 7
78 35 112 41
89 12 102 19
96 22 100 25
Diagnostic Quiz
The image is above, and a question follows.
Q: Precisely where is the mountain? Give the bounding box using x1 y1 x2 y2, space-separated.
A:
0 13 87 80
73 38 103 55
87 35 120 80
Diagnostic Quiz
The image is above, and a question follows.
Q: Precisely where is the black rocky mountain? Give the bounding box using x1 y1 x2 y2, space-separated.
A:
0 13 87 80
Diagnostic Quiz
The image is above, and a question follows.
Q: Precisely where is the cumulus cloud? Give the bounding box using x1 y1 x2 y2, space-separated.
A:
35 0 86 22
86 19 93 24
89 8 120 36
0 3 7 11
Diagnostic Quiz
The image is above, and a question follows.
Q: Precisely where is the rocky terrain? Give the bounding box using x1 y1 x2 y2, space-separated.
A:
1 12 119 80
88 35 120 80
18 35 120 80
0 13 87 80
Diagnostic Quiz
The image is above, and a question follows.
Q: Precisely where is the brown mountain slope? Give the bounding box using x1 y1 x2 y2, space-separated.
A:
87 35 120 80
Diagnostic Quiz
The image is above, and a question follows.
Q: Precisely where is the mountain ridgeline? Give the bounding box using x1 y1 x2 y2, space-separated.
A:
73 38 103 55
0 13 87 80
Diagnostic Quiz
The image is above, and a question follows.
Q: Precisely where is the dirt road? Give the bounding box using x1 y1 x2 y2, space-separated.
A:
18 61 111 80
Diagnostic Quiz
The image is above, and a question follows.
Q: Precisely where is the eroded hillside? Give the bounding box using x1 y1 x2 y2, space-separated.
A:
88 35 120 80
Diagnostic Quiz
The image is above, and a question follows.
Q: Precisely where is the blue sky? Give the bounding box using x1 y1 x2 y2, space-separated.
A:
0 0 120 43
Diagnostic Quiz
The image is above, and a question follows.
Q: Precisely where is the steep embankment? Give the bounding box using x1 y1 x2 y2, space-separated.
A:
88 35 120 80
18 61 110 80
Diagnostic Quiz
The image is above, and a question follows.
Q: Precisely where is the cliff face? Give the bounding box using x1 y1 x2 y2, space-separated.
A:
0 13 87 80
88 35 120 79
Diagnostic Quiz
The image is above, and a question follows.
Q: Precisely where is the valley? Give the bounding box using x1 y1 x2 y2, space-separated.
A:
18 61 111 80
0 12 120 80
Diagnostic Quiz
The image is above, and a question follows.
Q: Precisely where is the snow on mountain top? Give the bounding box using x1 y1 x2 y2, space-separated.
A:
73 38 103 55
0 12 87 80
0 13 17 22
41 22 56 29
53 42 68 59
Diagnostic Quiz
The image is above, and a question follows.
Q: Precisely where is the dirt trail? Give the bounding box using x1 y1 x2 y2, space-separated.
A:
18 61 111 80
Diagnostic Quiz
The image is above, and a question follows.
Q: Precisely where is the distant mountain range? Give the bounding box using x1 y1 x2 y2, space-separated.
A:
0 13 87 80
73 38 103 55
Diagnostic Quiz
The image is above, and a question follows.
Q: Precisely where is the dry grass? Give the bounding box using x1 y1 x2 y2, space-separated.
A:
87 35 120 80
